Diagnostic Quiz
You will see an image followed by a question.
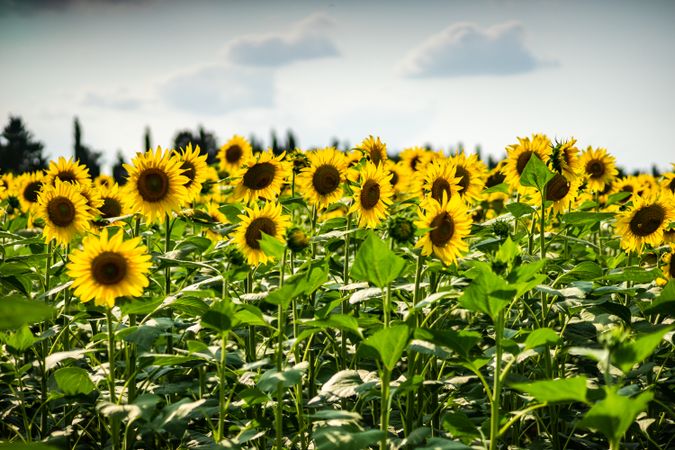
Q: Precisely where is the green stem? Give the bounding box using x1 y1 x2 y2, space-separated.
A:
40 240 53 437
106 309 120 450
164 214 174 354
217 331 229 443
384 284 391 328
489 310 504 450
340 214 351 370
275 250 287 449
380 366 391 450
405 252 424 435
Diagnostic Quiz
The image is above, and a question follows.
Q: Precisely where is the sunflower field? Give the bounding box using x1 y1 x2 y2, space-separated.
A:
0 134 674 450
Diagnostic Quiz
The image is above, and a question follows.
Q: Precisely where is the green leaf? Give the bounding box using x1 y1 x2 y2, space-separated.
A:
54 367 96 396
313 428 385 450
605 267 658 283
524 328 561 350
308 314 362 337
257 365 306 393
558 261 603 284
415 328 481 359
123 326 162 351
561 212 615 226
495 237 521 266
5 325 37 352
139 354 201 368
360 324 410 371
519 153 554 191
505 202 535 218
460 263 517 322
0 444 60 450
0 294 56 329
259 231 285 260
612 326 673 374
644 279 675 315
266 262 328 308
200 300 235 335
416 437 473 450
510 376 588 403
350 231 406 288
442 410 480 441
579 388 653 446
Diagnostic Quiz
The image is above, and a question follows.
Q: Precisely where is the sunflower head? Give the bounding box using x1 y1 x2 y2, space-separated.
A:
385 160 409 195
416 157 462 203
233 201 291 266
448 151 487 204
349 161 394 228
415 195 472 265
17 171 46 214
388 215 416 244
45 157 92 187
203 202 229 242
286 227 310 253
176 143 209 202
503 134 552 193
67 227 152 308
400 147 430 174
95 183 128 226
232 149 292 203
615 192 675 253
36 179 93 246
661 171 675 196
541 172 581 214
550 138 581 180
661 246 675 281
94 174 115 189
580 147 618 193
218 135 253 173
123 146 190 223
296 147 347 209
358 135 388 167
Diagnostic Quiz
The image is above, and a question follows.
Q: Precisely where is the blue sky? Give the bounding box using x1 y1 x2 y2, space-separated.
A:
1 0 674 172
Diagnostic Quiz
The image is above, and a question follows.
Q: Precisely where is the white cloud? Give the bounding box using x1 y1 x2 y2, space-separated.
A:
224 13 339 67
399 22 553 78
82 91 142 110
159 64 274 115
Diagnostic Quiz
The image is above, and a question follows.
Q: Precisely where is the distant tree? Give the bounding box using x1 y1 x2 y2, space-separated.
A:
651 164 661 177
285 129 297 152
73 117 103 178
249 134 264 154
329 137 340 150
173 126 218 164
144 126 152 152
112 151 128 185
270 129 281 155
0 116 47 173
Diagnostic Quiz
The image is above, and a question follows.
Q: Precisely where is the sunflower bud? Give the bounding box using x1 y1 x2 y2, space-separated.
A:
287 227 310 253
388 215 416 244
491 220 510 238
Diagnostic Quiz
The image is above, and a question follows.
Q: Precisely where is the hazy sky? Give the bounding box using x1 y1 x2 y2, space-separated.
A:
1 0 674 172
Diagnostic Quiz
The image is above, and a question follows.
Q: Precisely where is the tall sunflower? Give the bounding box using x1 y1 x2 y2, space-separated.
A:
417 158 462 203
448 152 487 204
232 149 291 203
415 195 472 265
386 160 409 195
296 147 348 209
36 179 92 246
349 162 394 228
79 183 104 216
176 143 209 202
203 202 229 242
94 174 115 189
550 138 582 181
67 228 152 308
218 135 252 174
358 135 388 167
233 202 291 266
123 147 190 223
541 172 581 214
503 134 552 193
45 157 91 186
97 183 128 222
17 171 46 214
579 147 618 193
609 176 640 206
400 147 430 174
615 192 675 253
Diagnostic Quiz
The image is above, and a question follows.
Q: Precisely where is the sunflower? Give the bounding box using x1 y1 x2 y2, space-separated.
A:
448 152 487 204
484 160 509 202
661 246 675 281
416 157 462 203
615 192 675 253
231 149 291 203
400 147 430 174
123 147 190 223
94 174 115 189
199 165 225 204
609 176 640 206
175 143 209 202
296 147 348 209
579 147 618 193
218 135 252 174
661 170 675 196
349 162 394 228
357 135 388 167
78 183 104 216
45 157 91 187
17 171 46 214
233 201 291 266
36 179 92 246
67 227 151 308
386 160 409 195
203 202 229 242
415 195 472 265
503 134 552 193
550 138 582 181
541 172 581 214
0 172 14 201
97 183 128 222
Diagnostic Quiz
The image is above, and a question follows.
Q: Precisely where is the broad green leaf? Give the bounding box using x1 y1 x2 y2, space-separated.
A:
0 294 56 329
54 367 96 395
561 211 615 226
308 314 362 337
139 354 201 368
350 231 406 288
313 428 385 450
259 231 285 260
495 237 521 265
558 261 603 284
579 388 653 446
0 444 60 450
510 376 588 403
200 300 235 334
415 328 481 359
644 279 675 315
612 326 673 374
5 325 37 352
416 438 473 450
460 263 516 322
258 366 306 393
123 325 162 351
318 370 370 399
154 398 207 430
266 262 328 308
524 328 561 350
519 154 554 191
605 267 658 283
442 410 480 441
361 324 410 371
505 202 535 218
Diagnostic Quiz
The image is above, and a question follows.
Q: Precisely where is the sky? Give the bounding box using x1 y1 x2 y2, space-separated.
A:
1 0 674 173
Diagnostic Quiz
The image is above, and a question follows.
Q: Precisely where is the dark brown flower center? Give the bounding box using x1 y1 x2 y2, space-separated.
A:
369 148 384 166
669 178 675 193
360 180 381 209
91 251 127 285
180 161 196 187
516 151 534 175
486 171 505 187
226 145 243 164
669 255 675 278
429 211 455 247
312 164 341 196
56 171 77 184
629 204 665 237
431 178 452 202
47 196 76 227
24 181 43 203
243 162 276 191
586 159 605 179
410 156 420 171
455 165 470 193
244 217 277 250
390 171 399 187
545 174 571 202
100 197 122 219
137 168 169 202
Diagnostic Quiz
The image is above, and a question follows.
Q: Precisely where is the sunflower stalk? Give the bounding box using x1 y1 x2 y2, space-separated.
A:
164 214 174 354
489 309 504 450
405 252 424 435
106 309 121 450
275 249 287 450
